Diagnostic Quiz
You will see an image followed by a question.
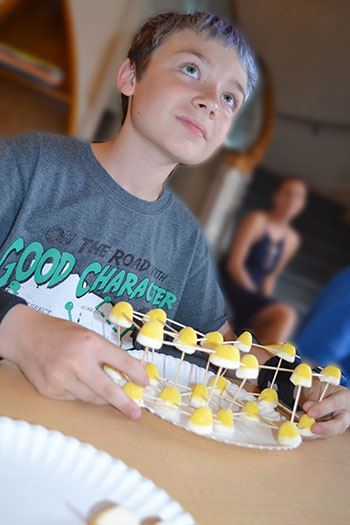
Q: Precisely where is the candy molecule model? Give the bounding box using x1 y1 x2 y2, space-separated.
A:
95 300 343 450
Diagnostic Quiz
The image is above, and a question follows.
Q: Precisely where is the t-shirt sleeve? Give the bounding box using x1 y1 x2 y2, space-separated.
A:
0 134 38 321
0 133 39 247
174 232 227 334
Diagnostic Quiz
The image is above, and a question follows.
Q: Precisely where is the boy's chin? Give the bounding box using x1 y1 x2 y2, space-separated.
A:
171 146 217 166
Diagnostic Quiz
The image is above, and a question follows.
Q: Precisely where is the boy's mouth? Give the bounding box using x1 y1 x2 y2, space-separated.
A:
176 116 207 140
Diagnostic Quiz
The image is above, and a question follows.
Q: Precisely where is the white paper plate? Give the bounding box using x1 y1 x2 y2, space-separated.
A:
126 350 296 451
0 417 195 524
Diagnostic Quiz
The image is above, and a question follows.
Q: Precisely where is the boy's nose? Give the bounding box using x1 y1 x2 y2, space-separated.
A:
192 91 219 119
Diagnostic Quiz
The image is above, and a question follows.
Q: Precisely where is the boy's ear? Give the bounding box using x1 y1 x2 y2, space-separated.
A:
116 58 136 96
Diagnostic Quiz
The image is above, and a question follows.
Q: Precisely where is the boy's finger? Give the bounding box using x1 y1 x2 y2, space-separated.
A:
78 366 142 419
303 400 317 412
311 412 348 438
99 345 149 388
66 379 107 405
306 390 346 419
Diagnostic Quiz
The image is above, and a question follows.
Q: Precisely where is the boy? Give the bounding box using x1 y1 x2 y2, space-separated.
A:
0 11 348 436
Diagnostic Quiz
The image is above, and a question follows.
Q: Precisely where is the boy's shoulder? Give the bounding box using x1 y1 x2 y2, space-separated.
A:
1 131 85 161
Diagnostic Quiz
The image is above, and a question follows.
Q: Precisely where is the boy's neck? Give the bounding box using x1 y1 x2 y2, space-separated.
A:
91 123 177 202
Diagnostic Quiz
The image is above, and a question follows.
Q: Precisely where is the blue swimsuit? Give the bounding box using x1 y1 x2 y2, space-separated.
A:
220 231 285 330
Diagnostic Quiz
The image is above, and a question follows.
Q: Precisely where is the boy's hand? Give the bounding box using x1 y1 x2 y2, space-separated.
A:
0 305 149 419
301 380 350 438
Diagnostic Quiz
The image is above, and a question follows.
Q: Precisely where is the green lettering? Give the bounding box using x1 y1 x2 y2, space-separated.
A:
116 272 138 297
90 265 118 292
152 287 166 306
76 262 102 298
34 248 61 285
130 278 149 299
48 252 76 288
102 269 125 294
159 291 177 310
0 237 24 287
15 242 44 282
146 282 157 302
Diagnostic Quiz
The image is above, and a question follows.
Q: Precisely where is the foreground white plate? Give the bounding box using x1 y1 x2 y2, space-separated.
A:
0 417 195 524
127 350 295 451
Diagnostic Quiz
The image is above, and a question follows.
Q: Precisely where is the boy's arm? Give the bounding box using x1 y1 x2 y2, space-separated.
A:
218 320 350 438
0 304 149 418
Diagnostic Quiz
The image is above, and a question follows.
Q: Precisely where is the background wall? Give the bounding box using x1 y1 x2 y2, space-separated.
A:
234 0 350 207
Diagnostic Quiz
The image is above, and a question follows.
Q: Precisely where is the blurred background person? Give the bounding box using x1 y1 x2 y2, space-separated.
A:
219 176 308 344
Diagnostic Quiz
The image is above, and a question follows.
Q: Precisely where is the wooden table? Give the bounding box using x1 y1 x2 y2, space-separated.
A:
0 360 349 525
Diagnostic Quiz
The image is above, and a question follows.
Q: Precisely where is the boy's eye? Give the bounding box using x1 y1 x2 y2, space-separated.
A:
180 64 199 78
221 93 237 108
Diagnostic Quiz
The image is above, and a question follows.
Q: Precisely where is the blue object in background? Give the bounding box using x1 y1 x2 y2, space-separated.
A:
295 267 350 386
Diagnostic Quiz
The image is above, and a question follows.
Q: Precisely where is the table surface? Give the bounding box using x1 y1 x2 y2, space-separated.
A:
0 360 349 525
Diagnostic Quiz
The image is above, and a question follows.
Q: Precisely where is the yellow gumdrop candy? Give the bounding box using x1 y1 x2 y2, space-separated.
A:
216 408 234 428
146 308 166 323
189 407 213 426
290 363 312 387
158 386 181 406
123 382 143 405
299 413 315 430
191 384 209 400
258 388 278 404
236 331 252 348
138 320 163 339
320 365 341 385
241 401 259 419
109 301 133 327
278 422 301 447
276 342 296 363
236 354 259 379
177 327 197 347
201 331 223 349
210 344 240 369
209 375 228 393
146 362 159 382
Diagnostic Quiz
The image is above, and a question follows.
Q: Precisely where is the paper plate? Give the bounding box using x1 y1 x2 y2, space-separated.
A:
0 417 195 524
125 350 296 451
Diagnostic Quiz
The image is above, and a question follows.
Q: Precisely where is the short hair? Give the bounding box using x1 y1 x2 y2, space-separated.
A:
121 11 259 125
273 175 308 194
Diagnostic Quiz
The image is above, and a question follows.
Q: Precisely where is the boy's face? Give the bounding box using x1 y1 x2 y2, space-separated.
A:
124 30 248 165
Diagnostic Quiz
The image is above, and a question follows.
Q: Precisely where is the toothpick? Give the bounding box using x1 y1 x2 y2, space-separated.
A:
250 419 279 430
173 351 185 388
269 356 282 390
123 313 141 329
235 411 279 429
291 385 302 423
319 382 329 402
207 366 223 406
146 396 191 416
276 401 300 421
140 346 149 365
117 325 121 347
164 339 214 354
259 365 293 373
202 354 212 384
228 378 247 409
158 377 191 390
134 311 204 337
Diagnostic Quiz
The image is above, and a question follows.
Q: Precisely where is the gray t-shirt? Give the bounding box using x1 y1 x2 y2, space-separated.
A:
0 132 226 341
